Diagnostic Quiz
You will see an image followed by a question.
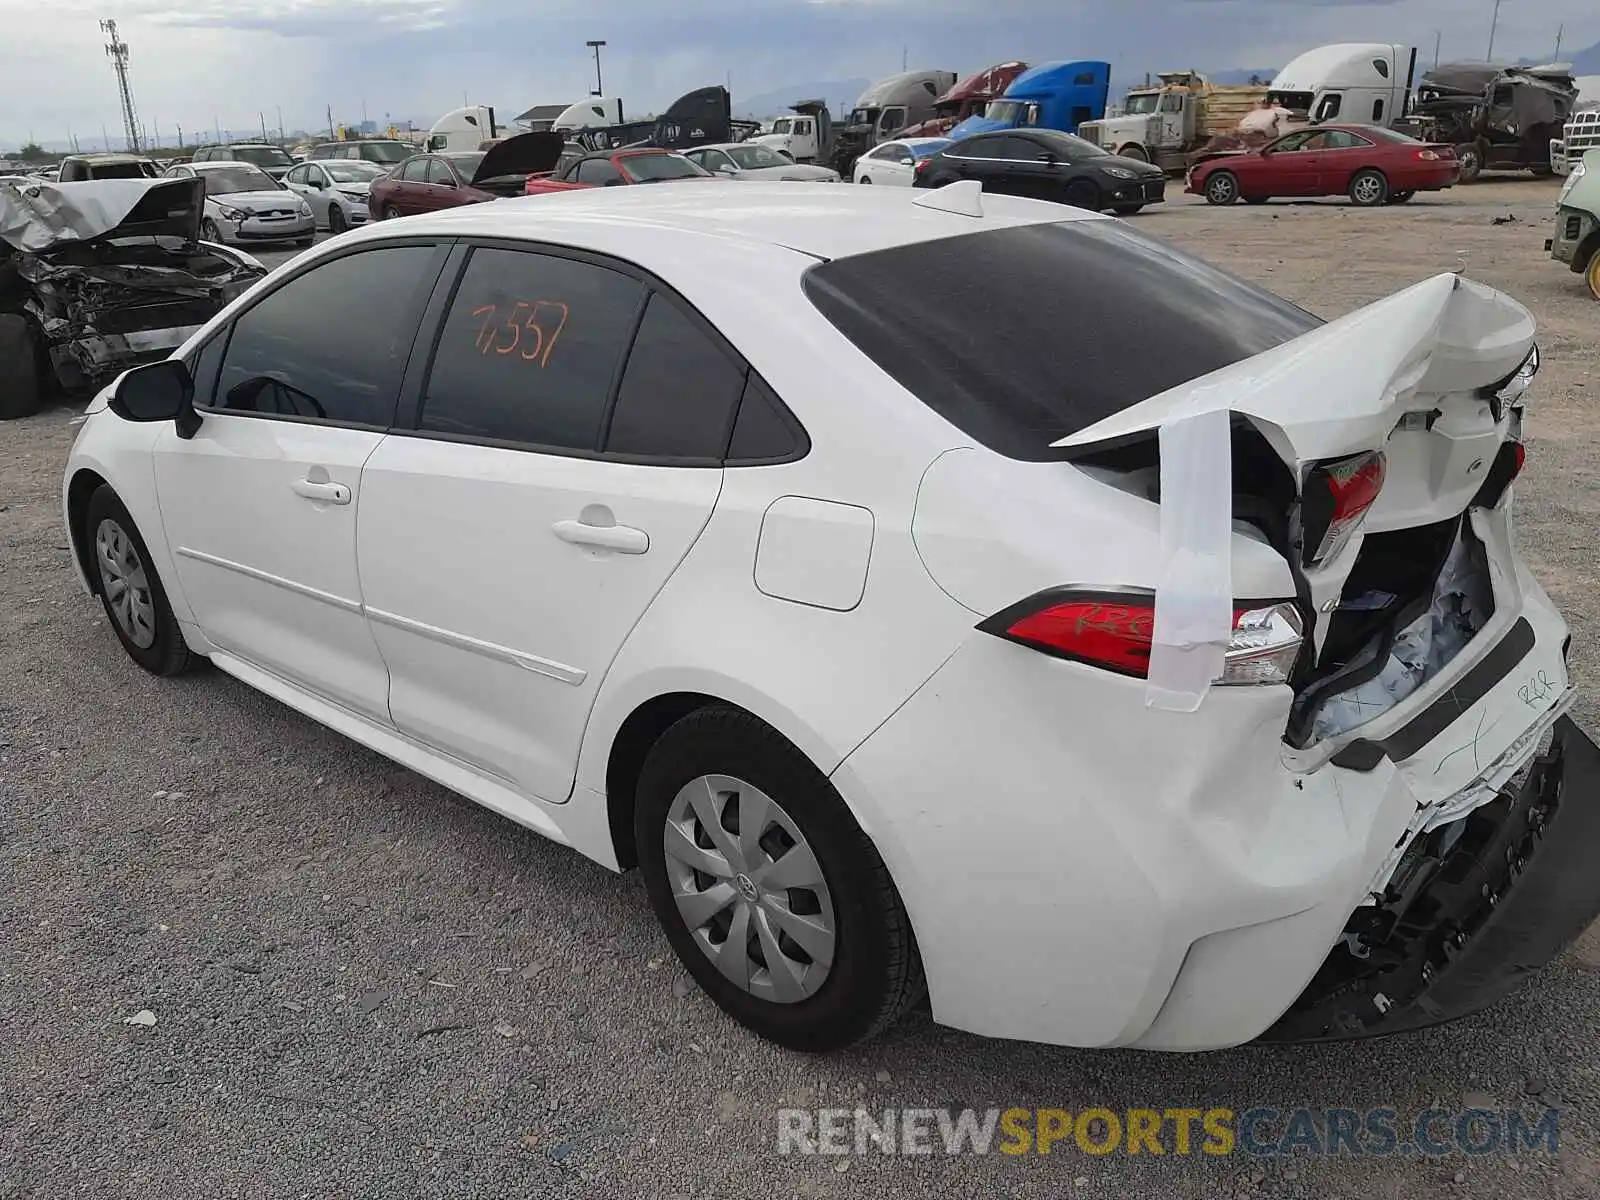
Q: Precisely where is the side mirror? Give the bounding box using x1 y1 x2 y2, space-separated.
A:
110 359 200 438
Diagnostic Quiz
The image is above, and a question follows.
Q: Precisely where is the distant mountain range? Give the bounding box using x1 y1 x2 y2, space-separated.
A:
735 79 870 119
1517 38 1600 76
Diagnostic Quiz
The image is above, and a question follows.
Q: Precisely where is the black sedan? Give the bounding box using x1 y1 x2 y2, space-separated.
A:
912 129 1166 214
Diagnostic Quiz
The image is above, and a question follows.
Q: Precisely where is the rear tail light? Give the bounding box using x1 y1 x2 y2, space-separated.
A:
914 158 931 175
1416 149 1442 161
978 593 1304 686
1300 450 1386 567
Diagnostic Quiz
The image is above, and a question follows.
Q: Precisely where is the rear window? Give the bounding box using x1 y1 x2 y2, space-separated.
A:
802 220 1322 461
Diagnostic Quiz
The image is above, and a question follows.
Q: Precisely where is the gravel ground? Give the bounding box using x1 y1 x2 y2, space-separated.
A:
3 177 1599 1200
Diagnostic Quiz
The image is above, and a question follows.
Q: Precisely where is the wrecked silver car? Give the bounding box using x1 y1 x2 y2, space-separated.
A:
0 176 266 419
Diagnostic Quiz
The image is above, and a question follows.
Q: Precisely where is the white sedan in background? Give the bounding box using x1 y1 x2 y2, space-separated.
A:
283 159 387 235
162 161 315 247
61 183 1596 1057
683 143 839 182
853 137 951 185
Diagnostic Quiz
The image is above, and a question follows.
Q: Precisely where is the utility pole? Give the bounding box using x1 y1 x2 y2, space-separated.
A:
361 98 368 129
101 19 141 151
586 40 606 96
214 115 221 143
176 123 183 150
902 44 908 71
327 104 335 141
101 122 110 151
1433 30 1442 68
276 104 284 141
1486 0 1501 61
259 111 268 141
1554 25 1564 61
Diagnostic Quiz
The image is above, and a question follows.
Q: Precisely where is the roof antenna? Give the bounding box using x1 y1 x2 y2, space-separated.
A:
912 178 984 217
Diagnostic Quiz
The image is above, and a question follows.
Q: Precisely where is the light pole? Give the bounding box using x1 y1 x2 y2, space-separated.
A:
586 40 606 96
1433 30 1442 68
1486 0 1501 61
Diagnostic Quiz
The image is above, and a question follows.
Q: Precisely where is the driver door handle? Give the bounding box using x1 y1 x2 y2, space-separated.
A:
552 518 649 554
291 478 351 505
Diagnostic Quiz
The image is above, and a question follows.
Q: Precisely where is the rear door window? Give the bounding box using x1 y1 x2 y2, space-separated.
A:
802 220 1322 461
418 247 644 450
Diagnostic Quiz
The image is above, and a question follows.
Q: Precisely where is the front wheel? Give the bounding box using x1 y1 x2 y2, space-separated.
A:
857 175 872 184
635 707 924 1052
382 204 400 221
0 313 44 420
200 218 221 242
1063 179 1101 210
1203 171 1239 205
1586 248 1600 302
1116 144 1148 163
85 486 195 676
1348 168 1389 207
1111 203 1144 216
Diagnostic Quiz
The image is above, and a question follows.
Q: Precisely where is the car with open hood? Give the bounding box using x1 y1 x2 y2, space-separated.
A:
369 132 565 219
56 182 1600 1057
161 161 316 246
0 175 266 419
523 147 723 194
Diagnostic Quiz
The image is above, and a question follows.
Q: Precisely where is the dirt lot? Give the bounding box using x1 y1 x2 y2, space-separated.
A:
2 176 1599 1200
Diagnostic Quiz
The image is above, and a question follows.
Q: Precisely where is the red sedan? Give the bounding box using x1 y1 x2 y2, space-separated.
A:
1186 124 1459 208
524 147 723 195
368 132 563 219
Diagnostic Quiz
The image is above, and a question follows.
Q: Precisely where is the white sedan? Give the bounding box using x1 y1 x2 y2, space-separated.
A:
852 137 951 185
162 161 316 247
683 142 839 182
62 183 1597 1054
282 159 387 235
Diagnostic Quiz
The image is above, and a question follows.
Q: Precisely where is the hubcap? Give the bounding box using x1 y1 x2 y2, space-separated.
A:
1354 176 1381 202
663 774 836 1004
1209 176 1234 202
95 519 156 649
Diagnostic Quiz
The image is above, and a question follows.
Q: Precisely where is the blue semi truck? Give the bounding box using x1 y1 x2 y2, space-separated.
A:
948 60 1112 139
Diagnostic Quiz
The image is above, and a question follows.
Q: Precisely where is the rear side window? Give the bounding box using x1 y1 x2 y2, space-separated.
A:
420 247 644 449
603 292 747 460
802 221 1322 461
212 245 441 426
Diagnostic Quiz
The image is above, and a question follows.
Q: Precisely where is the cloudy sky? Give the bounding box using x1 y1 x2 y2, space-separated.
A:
0 0 1590 149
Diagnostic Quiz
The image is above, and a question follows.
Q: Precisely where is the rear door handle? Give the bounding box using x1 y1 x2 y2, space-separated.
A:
552 518 649 554
291 478 351 505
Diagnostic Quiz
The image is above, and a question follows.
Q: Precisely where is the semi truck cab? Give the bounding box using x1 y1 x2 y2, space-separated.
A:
948 60 1111 139
1267 42 1416 128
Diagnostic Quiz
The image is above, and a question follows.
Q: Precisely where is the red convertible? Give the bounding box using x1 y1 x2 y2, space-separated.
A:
1186 124 1459 208
368 132 563 219
524 147 723 195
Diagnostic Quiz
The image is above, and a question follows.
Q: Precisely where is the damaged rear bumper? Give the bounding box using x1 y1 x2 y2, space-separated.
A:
1259 715 1600 1041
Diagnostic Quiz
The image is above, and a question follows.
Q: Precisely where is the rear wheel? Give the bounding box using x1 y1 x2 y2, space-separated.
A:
1348 168 1388 207
0 313 44 420
1111 203 1144 216
1454 142 1484 183
857 175 872 184
1203 171 1239 205
1586 249 1600 302
1386 190 1415 204
635 706 924 1052
85 486 195 676
1063 179 1102 210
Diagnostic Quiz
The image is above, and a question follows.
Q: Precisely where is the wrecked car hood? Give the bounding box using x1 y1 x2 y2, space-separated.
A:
474 131 565 184
0 177 206 254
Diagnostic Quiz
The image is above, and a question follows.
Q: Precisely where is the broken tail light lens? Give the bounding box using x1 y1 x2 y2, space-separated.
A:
978 594 1304 685
1301 450 1386 567
1472 439 1526 509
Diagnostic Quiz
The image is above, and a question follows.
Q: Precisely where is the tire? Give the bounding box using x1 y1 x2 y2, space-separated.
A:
1455 143 1483 183
1348 168 1388 207
1386 190 1415 204
327 205 346 235
1116 144 1148 163
0 312 44 420
1243 195 1269 205
294 236 314 248
857 175 872 184
1204 170 1239 205
382 204 400 221
84 485 195 677
200 218 221 242
1586 248 1600 302
1111 203 1144 216
1063 179 1102 210
635 706 925 1052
